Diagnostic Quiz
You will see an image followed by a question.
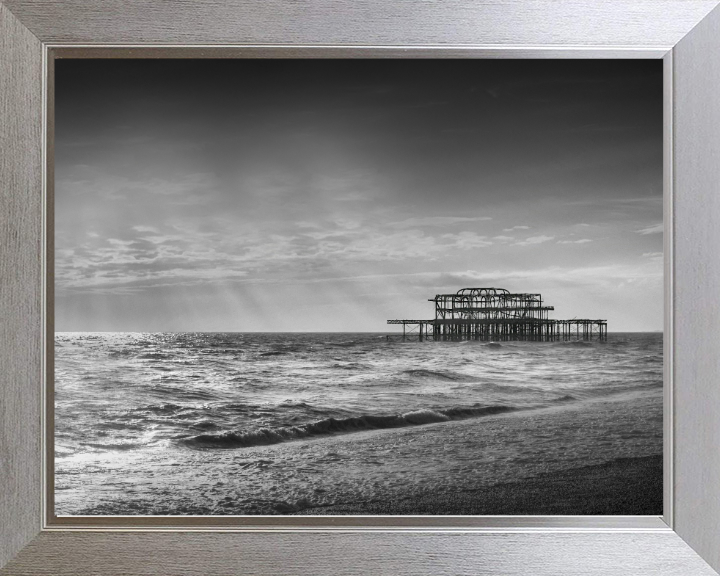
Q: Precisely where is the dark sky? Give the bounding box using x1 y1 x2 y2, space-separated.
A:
55 59 663 332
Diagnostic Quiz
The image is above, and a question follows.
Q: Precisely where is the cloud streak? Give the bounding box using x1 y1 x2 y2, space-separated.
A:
636 223 663 235
391 216 492 228
514 235 555 246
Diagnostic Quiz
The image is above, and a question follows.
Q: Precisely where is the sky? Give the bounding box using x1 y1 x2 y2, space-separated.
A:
55 59 663 332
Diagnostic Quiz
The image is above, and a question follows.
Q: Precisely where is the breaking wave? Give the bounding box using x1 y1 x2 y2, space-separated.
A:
180 404 522 450
402 369 465 380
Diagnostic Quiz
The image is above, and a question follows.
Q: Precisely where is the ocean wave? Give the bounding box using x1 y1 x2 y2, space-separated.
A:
401 369 464 381
191 420 221 430
476 381 539 395
277 399 310 408
137 352 173 360
149 386 217 401
180 404 521 450
133 403 183 414
108 349 135 358
84 441 146 451
330 362 367 371
96 421 147 431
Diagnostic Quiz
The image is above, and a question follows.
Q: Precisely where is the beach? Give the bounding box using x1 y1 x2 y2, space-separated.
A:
296 455 662 515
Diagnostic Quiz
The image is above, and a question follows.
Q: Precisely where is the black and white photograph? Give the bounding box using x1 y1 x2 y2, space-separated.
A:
54 58 663 516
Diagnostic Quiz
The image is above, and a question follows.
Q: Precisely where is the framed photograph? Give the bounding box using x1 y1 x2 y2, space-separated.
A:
2 1 720 575
51 56 662 522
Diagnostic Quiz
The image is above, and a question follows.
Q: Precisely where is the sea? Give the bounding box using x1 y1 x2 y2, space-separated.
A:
54 332 663 515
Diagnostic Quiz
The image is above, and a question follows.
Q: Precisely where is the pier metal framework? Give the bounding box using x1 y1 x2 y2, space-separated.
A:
387 287 607 341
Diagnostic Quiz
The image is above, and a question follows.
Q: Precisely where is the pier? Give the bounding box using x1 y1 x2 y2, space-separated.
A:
387 287 607 341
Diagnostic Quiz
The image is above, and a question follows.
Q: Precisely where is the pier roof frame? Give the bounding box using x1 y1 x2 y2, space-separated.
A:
430 289 543 301
456 287 511 295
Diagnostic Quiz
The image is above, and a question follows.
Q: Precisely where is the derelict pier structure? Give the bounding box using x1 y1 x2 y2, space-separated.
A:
387 288 607 342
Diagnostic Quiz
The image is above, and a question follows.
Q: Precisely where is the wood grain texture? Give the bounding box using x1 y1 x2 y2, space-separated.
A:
672 4 720 574
1 532 718 576
0 2 43 569
1 0 718 46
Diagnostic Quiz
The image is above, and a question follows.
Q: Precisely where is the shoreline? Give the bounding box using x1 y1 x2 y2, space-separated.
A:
69 453 662 516
292 454 662 516
58 382 663 516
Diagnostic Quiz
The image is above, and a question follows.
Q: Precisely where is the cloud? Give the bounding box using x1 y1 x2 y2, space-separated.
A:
502 225 530 232
557 239 593 244
106 238 136 246
435 261 663 288
335 219 362 230
139 234 184 245
57 218 496 295
391 216 491 228
514 235 554 246
441 232 493 249
492 235 514 241
636 223 663 235
57 211 507 296
295 221 321 229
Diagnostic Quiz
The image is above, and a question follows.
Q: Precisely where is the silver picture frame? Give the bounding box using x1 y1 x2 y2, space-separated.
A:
1 1 720 574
